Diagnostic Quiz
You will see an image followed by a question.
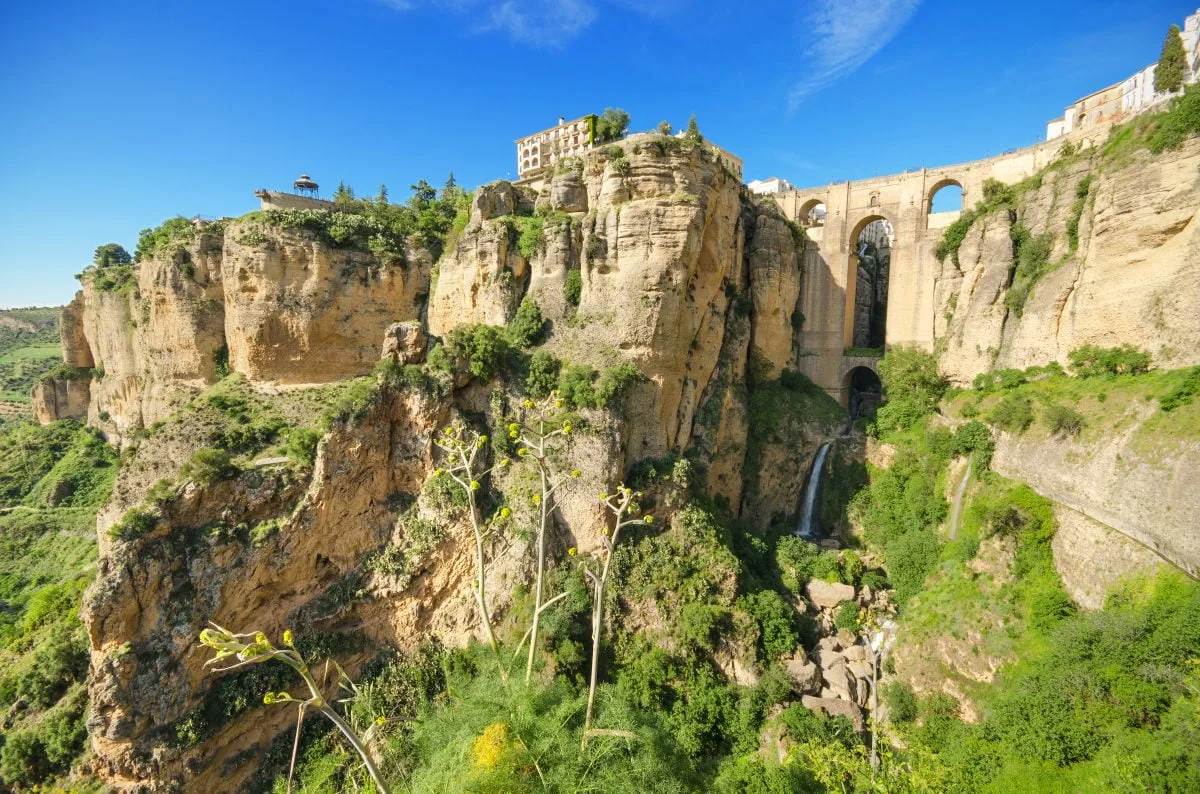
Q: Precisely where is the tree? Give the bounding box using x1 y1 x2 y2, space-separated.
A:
333 181 354 205
376 184 389 205
594 108 630 143
93 243 132 268
1155 24 1188 93
656 120 673 136
683 115 703 145
410 179 437 209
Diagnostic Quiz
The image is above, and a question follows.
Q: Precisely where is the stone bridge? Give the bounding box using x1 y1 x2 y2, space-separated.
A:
773 138 1068 407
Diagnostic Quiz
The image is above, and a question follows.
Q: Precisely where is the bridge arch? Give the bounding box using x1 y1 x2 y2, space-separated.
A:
798 197 827 227
844 213 894 351
841 364 882 419
927 177 964 213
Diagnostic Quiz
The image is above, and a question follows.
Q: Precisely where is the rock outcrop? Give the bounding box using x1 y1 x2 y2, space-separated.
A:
935 138 1200 384
990 404 1200 577
77 137 843 791
56 222 430 442
221 222 430 383
31 372 90 423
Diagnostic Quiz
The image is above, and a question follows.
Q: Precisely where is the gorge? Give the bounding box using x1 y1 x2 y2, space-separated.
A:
3 96 1200 793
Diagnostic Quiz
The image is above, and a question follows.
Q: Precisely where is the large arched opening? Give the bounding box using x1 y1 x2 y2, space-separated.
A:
844 366 882 420
798 198 827 227
928 178 963 214
845 215 892 352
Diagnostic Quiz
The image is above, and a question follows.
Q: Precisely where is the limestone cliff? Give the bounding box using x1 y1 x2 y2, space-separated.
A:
79 138 841 791
46 222 429 443
429 138 829 512
935 138 1200 384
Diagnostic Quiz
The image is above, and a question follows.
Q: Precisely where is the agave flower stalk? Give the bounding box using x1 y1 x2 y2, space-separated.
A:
511 391 581 684
580 484 651 748
434 424 511 663
198 625 389 794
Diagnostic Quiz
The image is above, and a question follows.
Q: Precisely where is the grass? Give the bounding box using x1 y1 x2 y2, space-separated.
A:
0 416 113 790
944 366 1200 452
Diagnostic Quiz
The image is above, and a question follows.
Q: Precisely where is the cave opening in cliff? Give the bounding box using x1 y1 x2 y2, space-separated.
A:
845 366 882 420
850 217 891 350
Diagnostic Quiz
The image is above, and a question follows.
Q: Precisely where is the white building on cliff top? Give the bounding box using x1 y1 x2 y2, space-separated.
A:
1047 8 1200 141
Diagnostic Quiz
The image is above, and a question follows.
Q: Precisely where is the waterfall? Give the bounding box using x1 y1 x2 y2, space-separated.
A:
948 454 973 541
796 441 833 539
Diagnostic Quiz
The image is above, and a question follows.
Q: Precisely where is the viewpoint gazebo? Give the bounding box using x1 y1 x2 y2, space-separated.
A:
293 173 320 198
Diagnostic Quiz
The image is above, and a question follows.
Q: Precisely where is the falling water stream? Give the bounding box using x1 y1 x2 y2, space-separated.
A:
947 454 973 540
796 441 833 539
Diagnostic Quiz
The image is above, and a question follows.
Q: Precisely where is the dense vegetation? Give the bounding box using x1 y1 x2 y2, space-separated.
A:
243 176 470 264
0 419 118 790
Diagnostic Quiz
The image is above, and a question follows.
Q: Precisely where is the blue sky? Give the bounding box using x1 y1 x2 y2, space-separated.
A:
0 0 1191 307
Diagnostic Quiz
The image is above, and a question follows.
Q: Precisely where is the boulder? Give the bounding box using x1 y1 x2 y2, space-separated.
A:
814 647 845 670
817 635 844 653
843 644 867 663
784 652 822 694
822 660 854 702
805 580 856 609
381 321 427 365
801 696 865 733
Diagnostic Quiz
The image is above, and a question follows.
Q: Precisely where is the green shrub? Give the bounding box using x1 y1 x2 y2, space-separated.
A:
833 600 861 633
39 703 87 767
840 550 865 587
286 427 322 466
1068 344 1152 377
989 393 1035 433
774 537 834 594
678 603 731 653
738 590 799 660
507 297 545 349
213 344 231 379
0 730 48 789
525 351 560 398
564 269 582 306
109 506 158 540
593 363 642 408
1160 366 1200 411
883 681 918 723
1065 175 1093 252
884 526 940 606
1149 84 1200 153
181 447 237 486
135 216 196 262
1042 403 1084 437
319 376 379 428
446 325 513 382
871 347 947 437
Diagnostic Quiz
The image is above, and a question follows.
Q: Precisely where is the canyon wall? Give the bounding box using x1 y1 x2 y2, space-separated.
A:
936 138 1200 384
80 140 839 791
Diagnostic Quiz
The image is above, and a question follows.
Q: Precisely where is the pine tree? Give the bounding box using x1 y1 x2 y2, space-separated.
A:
1155 24 1187 94
683 114 703 145
376 184 388 204
333 180 354 204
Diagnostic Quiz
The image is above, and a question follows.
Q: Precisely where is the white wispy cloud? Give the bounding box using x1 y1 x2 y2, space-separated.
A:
789 0 921 109
373 0 641 45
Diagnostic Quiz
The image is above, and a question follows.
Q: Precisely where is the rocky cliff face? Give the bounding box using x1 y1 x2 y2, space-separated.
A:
79 139 839 791
989 405 1199 578
935 138 1200 384
44 223 430 444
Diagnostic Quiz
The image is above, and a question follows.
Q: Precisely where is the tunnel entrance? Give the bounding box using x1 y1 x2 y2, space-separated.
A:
850 218 891 350
845 366 882 420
